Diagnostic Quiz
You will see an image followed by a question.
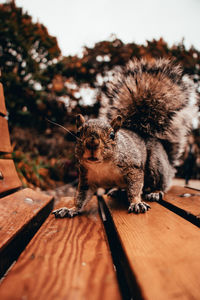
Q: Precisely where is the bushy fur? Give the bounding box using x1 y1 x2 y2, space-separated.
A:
53 58 198 218
100 58 198 166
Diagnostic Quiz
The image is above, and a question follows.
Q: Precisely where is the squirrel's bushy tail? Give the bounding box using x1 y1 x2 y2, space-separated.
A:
100 58 198 166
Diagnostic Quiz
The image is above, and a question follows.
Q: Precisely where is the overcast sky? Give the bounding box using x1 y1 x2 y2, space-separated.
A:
6 0 200 55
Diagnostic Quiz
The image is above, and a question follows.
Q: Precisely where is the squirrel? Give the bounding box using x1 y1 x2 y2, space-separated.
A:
53 58 198 217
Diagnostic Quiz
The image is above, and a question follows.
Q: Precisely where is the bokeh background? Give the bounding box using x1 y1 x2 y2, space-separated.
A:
0 0 200 190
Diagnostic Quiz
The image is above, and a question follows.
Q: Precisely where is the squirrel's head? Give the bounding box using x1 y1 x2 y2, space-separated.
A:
75 114 122 164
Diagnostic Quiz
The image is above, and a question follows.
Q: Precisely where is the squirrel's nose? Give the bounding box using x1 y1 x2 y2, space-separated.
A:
86 137 100 150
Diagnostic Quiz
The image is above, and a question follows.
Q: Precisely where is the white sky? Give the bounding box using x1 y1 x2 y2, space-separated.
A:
8 0 199 56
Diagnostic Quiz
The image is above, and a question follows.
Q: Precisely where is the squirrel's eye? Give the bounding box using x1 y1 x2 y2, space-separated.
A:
109 131 115 140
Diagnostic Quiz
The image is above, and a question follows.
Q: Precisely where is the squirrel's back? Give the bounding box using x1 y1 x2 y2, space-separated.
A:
100 58 198 166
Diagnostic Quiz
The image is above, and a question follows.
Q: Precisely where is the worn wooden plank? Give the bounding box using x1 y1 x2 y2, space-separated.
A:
104 196 200 300
0 83 7 116
164 185 200 218
0 117 12 153
0 188 54 278
0 159 22 195
0 197 121 300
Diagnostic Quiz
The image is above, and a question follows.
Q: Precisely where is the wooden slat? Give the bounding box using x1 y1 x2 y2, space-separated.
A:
0 83 7 116
0 159 22 195
164 185 200 218
0 188 54 278
104 196 200 300
0 197 121 300
0 117 12 153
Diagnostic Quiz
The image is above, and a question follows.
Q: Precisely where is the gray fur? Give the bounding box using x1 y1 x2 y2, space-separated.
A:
53 58 198 218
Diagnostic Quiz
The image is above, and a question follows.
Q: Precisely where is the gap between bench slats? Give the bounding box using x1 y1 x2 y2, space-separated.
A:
0 188 54 278
0 83 7 116
103 195 200 300
0 196 121 300
0 159 22 195
164 185 200 217
158 186 200 227
0 117 12 153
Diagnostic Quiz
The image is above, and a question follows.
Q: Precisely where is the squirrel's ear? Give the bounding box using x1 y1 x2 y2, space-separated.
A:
76 114 85 128
111 115 122 132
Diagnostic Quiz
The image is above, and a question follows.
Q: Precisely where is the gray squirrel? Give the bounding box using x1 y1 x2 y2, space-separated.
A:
53 58 198 217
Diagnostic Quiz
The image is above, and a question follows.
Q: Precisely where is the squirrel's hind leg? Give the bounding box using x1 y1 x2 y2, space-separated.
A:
143 139 175 203
144 191 164 202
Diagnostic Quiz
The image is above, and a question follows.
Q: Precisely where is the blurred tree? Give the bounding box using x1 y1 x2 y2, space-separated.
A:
58 37 200 117
1 1 199 128
1 1 199 187
0 0 67 128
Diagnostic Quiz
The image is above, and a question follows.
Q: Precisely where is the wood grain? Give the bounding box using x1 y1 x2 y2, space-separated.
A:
0 197 121 300
164 185 200 218
0 188 54 277
0 83 7 116
0 117 12 153
0 159 22 195
105 195 200 300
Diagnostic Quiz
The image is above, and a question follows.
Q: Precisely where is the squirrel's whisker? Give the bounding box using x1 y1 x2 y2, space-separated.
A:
46 118 81 141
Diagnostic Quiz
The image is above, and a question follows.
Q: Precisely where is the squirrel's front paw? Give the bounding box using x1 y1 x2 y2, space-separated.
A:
128 202 151 214
52 207 79 218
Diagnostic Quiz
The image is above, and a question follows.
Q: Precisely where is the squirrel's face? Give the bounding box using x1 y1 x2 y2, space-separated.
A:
75 114 122 164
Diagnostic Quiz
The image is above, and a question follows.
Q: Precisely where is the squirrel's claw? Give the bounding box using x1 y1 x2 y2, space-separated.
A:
128 202 151 214
52 207 79 218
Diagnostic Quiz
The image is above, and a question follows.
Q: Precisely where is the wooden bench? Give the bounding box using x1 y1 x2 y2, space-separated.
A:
0 83 54 278
0 83 200 300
